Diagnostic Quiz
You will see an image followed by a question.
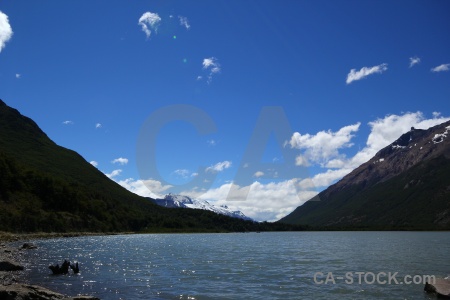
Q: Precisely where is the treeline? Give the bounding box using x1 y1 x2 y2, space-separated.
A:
0 152 306 233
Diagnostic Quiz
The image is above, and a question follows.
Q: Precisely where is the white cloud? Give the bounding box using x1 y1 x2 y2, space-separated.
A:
90 161 98 167
0 11 13 53
15 74 20 79
298 168 352 190
295 155 310 167
289 123 360 166
178 16 190 30
116 178 173 199
431 63 450 72
182 180 318 221
205 160 232 173
106 169 122 178
346 63 388 84
95 123 102 129
173 169 190 178
253 171 264 178
138 12 161 39
288 112 450 193
409 56 421 68
349 112 450 168
62 120 74 125
201 57 221 83
112 157 128 165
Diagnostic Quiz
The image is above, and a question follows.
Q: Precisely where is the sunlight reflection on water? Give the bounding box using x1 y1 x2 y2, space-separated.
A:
18 232 449 299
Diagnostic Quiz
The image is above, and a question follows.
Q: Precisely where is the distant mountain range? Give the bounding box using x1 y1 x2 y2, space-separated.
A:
154 194 253 221
279 121 450 230
0 99 300 233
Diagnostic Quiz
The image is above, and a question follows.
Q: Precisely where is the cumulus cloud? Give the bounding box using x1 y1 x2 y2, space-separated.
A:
0 11 13 53
106 169 122 178
201 57 221 83
409 56 421 68
346 63 388 84
288 112 450 191
205 160 232 173
182 180 318 221
178 16 190 30
298 168 352 190
112 157 128 165
138 12 161 39
295 155 310 167
431 63 450 72
288 123 360 166
62 120 74 125
95 123 102 129
116 178 173 199
253 171 264 178
90 161 98 167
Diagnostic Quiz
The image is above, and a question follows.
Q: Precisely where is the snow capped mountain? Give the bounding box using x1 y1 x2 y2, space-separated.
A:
154 194 253 221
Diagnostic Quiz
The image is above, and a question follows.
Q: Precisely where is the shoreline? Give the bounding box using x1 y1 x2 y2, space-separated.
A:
0 232 101 300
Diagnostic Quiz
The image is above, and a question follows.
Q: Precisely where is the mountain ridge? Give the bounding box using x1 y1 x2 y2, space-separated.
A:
279 120 450 229
154 194 253 221
0 99 301 233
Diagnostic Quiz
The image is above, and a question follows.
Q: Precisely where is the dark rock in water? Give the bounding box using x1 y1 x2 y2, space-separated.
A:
0 283 100 300
49 260 71 275
0 260 24 271
20 243 37 250
70 262 80 274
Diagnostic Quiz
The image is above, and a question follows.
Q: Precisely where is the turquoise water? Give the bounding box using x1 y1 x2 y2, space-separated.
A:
20 232 449 299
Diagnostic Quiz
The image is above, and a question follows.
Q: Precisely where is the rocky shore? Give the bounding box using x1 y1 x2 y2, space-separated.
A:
0 234 100 300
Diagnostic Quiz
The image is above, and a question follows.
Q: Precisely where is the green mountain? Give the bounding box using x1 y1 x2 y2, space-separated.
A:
279 121 450 230
0 100 300 233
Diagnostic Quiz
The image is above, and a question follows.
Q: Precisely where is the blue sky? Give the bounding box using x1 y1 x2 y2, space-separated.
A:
1 0 450 221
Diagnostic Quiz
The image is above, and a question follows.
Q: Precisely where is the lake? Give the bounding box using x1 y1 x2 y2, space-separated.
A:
19 232 449 299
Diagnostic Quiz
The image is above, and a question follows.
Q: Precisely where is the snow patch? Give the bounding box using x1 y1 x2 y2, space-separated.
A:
432 126 450 144
392 145 406 150
156 194 253 221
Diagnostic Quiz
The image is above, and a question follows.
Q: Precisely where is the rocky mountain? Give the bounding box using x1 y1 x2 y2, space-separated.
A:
154 194 253 221
0 99 290 233
279 121 450 229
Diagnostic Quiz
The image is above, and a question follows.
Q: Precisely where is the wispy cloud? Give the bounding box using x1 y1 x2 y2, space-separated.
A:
138 12 161 39
0 11 13 53
346 63 388 84
206 160 232 173
207 139 217 146
112 157 128 165
15 74 20 79
409 56 421 68
431 63 450 72
95 123 102 129
178 16 190 30
201 57 221 84
173 169 190 178
62 120 74 125
90 161 98 167
106 169 122 178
